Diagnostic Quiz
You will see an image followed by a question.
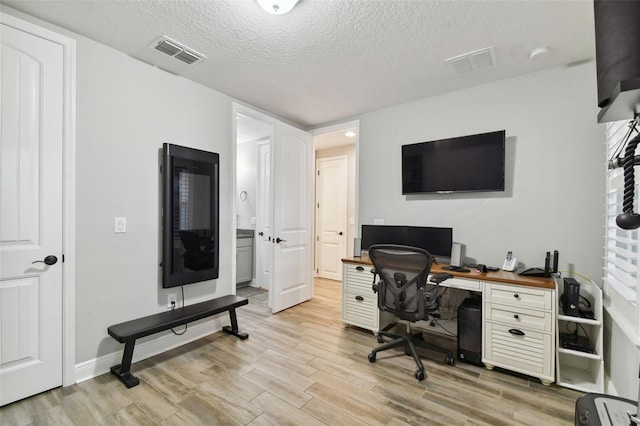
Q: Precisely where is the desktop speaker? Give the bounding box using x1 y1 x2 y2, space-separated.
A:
353 238 361 257
457 297 483 366
450 243 463 268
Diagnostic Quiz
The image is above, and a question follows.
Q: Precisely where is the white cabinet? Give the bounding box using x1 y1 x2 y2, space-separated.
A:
483 282 556 386
236 237 253 284
555 277 604 393
342 262 393 333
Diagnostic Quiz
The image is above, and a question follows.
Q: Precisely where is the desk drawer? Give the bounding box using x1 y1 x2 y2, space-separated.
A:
345 264 375 294
485 282 551 310
485 322 552 376
344 292 377 329
486 304 552 332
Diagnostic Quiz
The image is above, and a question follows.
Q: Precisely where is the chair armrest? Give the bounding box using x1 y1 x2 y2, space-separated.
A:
430 272 453 285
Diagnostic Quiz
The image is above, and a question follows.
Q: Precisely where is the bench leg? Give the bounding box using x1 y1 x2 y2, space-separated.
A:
222 307 249 340
110 340 140 388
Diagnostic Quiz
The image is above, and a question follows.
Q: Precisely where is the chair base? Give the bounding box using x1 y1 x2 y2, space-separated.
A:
368 327 454 381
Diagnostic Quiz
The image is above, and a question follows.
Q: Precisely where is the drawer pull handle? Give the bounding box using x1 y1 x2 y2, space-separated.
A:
513 294 520 299
508 328 525 336
355 266 365 271
513 314 519 319
355 295 364 301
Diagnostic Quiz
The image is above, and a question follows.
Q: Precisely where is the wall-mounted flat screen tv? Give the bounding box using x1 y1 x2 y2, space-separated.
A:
162 143 219 288
402 130 505 194
361 225 453 259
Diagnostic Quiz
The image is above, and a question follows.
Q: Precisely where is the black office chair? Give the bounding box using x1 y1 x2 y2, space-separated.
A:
367 244 455 381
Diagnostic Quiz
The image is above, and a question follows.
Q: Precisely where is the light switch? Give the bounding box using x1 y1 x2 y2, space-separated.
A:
250 217 256 225
114 217 127 233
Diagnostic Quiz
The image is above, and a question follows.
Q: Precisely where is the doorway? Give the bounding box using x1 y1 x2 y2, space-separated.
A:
235 113 272 297
233 104 315 313
312 123 359 282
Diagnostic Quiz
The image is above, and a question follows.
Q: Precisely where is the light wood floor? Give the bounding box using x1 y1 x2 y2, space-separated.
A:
1 278 580 425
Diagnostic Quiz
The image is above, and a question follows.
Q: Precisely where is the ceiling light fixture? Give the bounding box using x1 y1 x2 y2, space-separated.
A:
256 0 299 14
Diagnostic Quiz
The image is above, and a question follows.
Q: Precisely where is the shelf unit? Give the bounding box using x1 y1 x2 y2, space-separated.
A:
555 277 604 393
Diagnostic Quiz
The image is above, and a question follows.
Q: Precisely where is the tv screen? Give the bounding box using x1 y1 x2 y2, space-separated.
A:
361 225 452 258
402 130 505 194
162 143 219 288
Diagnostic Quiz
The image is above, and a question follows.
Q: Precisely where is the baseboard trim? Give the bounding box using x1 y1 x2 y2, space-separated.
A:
74 316 226 383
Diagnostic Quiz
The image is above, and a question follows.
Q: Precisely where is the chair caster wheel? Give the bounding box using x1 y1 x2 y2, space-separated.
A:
446 355 455 366
415 369 425 381
368 353 376 363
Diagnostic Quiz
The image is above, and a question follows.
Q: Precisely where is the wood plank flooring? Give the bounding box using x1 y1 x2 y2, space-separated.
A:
0 278 580 425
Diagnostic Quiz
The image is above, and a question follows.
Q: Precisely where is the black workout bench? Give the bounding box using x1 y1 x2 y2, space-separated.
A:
107 294 249 388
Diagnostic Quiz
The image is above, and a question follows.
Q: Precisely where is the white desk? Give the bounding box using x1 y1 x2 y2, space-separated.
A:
341 256 557 386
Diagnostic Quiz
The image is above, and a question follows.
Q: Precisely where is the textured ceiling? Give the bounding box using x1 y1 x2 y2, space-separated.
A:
2 0 596 128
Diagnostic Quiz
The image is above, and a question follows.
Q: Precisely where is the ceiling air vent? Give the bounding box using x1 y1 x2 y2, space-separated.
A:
152 36 206 65
445 46 496 76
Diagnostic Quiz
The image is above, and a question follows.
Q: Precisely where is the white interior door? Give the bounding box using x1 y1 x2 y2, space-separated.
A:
1 21 65 406
270 121 313 313
315 156 347 281
256 140 272 300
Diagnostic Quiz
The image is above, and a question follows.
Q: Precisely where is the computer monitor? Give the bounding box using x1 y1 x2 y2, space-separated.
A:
361 225 453 260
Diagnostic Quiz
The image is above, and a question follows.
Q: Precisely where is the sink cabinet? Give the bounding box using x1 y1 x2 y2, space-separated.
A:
236 237 253 284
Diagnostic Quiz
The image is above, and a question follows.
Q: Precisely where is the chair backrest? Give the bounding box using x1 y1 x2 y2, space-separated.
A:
369 244 437 322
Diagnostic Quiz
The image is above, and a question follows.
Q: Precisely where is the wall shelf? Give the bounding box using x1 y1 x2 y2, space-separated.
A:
556 277 604 393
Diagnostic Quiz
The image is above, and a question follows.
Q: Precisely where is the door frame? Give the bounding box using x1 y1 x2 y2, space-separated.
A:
310 120 360 261
1 10 77 387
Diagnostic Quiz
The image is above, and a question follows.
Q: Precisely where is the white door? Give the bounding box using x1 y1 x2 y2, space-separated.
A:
1 22 65 406
256 140 272 300
315 156 347 281
270 121 314 313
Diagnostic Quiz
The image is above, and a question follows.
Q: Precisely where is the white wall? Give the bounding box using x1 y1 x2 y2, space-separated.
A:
356 63 605 284
1 6 241 365
73 37 236 364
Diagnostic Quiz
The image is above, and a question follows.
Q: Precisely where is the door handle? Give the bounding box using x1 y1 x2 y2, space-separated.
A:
275 237 287 243
258 232 264 236
337 231 343 235
32 255 58 266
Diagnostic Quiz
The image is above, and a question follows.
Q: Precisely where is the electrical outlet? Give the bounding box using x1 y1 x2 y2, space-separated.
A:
167 293 177 309
374 218 384 225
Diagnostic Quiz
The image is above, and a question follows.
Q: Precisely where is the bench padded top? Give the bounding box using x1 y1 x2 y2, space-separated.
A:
108 295 248 343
